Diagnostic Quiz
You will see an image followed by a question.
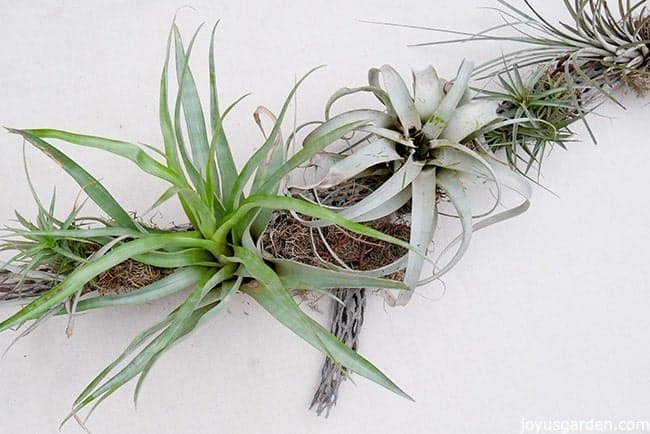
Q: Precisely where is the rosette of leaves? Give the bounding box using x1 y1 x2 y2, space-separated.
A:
291 60 532 306
0 23 416 426
0 173 86 302
415 0 649 97
475 63 596 177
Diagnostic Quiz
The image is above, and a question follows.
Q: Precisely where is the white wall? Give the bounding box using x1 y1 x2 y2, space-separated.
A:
1 1 649 433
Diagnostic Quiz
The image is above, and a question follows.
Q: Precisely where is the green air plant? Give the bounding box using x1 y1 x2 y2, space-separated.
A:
0 148 113 306
0 183 84 302
475 62 596 177
0 23 419 427
290 60 532 308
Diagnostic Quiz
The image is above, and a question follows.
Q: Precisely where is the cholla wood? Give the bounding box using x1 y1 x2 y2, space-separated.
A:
0 269 54 301
310 287 366 416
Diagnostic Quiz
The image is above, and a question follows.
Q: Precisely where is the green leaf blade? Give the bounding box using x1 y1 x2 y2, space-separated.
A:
233 246 413 401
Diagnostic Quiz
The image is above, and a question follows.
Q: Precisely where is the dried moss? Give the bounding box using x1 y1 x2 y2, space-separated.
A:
88 259 171 295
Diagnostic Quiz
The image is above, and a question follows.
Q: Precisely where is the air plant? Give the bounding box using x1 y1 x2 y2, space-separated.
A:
292 60 532 307
475 0 650 96
475 62 595 177
0 153 95 302
289 62 531 411
0 23 419 427
413 0 650 97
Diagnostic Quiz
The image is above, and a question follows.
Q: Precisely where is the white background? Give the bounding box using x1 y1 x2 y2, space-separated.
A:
1 1 649 433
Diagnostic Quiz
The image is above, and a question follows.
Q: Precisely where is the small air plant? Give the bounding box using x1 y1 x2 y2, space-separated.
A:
0 156 91 303
475 62 596 177
0 23 419 427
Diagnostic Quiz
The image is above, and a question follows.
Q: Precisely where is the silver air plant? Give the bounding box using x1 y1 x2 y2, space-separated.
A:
478 0 650 96
293 61 532 411
415 0 650 96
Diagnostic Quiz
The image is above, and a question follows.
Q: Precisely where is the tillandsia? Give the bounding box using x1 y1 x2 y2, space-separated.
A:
290 60 532 307
287 62 532 411
0 22 424 427
475 63 596 177
415 0 650 97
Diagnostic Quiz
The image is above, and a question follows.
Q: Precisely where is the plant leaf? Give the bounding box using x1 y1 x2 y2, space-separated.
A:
233 246 412 401
422 60 474 139
397 167 437 305
70 267 207 313
380 64 422 132
24 129 185 186
271 258 408 290
7 128 140 231
412 65 444 120
173 24 211 177
303 138 401 190
208 21 238 199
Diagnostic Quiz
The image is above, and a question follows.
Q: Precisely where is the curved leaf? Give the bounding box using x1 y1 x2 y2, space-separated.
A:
439 101 499 143
6 129 140 232
303 109 392 144
24 129 185 187
271 258 408 290
335 157 423 223
70 267 207 312
422 60 474 139
303 138 401 189
397 167 437 305
232 246 412 401
429 169 473 281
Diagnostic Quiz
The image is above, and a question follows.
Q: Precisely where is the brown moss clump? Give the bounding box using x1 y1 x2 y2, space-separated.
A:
88 259 171 296
262 212 410 273
264 174 411 274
